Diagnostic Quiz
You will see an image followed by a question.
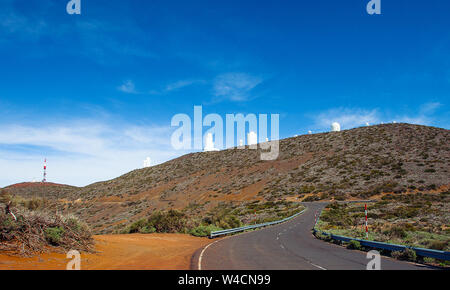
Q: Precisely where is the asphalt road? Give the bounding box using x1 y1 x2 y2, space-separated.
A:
198 203 430 270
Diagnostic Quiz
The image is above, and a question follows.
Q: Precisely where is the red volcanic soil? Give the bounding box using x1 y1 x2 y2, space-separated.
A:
2 182 77 199
0 234 211 270
5 182 72 189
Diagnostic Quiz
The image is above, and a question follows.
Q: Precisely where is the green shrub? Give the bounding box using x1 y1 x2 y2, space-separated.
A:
139 226 156 234
190 225 222 237
391 248 417 262
203 204 243 230
45 227 65 245
123 210 188 234
334 195 346 201
0 206 93 255
217 215 241 229
64 216 86 233
126 219 149 234
22 198 45 211
314 231 332 242
426 240 448 251
149 210 187 233
423 257 436 264
303 195 320 202
385 226 407 239
347 240 362 250
0 190 12 203
392 206 420 218
321 203 353 227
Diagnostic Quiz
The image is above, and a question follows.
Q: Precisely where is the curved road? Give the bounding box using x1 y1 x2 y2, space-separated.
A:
198 203 429 270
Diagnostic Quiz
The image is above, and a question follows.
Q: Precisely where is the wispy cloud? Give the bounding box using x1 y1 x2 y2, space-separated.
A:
313 108 380 130
213 73 263 102
122 79 206 95
0 1 50 41
0 12 47 38
165 79 205 92
310 102 445 131
117 80 138 94
419 102 442 114
0 2 157 63
0 121 188 187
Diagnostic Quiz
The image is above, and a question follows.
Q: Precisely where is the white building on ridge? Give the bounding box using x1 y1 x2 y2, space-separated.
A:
331 122 341 132
204 133 219 152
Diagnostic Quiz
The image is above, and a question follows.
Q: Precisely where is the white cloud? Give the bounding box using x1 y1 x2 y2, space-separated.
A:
0 12 47 38
313 108 380 130
118 80 138 94
213 73 262 102
0 2 157 62
0 121 189 187
120 79 205 96
165 80 204 92
420 102 442 114
0 1 65 42
146 79 206 95
311 102 444 131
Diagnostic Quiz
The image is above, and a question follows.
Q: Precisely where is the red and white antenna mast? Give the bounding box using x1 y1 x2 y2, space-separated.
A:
42 158 47 183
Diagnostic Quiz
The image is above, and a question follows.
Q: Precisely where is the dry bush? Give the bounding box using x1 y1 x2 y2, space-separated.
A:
0 204 94 256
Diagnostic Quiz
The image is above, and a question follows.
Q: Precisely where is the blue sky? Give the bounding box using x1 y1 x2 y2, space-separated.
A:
0 0 449 186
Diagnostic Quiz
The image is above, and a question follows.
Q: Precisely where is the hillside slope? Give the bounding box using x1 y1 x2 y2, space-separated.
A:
4 182 76 199
4 123 450 234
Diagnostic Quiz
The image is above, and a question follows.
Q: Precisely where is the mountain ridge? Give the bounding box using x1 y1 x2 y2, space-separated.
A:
3 123 449 234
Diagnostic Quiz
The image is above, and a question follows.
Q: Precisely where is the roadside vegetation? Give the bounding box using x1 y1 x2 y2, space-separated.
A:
0 190 94 256
119 201 305 237
315 193 450 267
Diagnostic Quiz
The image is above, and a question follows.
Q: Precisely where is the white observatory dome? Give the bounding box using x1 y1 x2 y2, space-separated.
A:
331 122 341 132
143 157 152 168
248 131 258 146
204 133 219 152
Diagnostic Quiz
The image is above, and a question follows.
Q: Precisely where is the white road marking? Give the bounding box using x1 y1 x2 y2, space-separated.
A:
311 263 327 270
198 207 310 270
198 240 220 270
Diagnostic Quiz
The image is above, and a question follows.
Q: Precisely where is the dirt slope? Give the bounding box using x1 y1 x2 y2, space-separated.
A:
0 234 210 270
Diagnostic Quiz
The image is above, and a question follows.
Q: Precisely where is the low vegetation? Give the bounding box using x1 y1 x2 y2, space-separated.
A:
119 201 305 237
0 192 94 256
315 194 450 266
121 210 188 234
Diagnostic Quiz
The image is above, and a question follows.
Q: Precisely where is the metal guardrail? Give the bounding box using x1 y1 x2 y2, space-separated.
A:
312 230 450 261
210 208 307 238
313 207 450 261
